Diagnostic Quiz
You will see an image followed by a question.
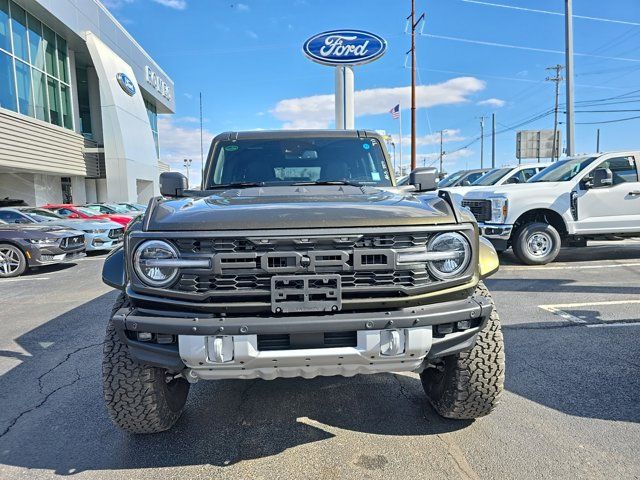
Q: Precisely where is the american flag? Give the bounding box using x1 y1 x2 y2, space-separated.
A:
389 104 400 119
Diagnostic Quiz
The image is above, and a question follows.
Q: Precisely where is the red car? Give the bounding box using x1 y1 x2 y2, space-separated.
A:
41 204 134 227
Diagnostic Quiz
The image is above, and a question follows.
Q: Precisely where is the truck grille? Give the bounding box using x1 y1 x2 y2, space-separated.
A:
161 232 441 301
461 199 492 222
60 235 85 250
257 331 357 351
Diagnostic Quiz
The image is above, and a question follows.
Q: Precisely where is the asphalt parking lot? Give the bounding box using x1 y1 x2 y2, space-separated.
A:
0 242 639 480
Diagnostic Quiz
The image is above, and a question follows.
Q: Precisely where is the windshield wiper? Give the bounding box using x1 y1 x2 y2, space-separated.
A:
292 180 364 187
206 182 265 189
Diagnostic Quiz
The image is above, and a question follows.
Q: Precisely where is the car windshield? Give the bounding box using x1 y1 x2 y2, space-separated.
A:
25 208 62 219
472 168 512 186
77 208 99 217
104 204 130 213
205 137 392 188
438 170 466 188
528 157 598 182
23 212 52 222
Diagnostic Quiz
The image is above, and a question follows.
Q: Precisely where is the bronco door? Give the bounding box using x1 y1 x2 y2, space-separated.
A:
573 154 640 234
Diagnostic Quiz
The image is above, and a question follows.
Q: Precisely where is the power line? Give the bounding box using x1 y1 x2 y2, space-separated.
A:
573 115 640 125
421 33 640 63
458 0 640 27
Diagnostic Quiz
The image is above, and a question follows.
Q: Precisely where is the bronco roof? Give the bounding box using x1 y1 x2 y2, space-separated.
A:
214 129 384 141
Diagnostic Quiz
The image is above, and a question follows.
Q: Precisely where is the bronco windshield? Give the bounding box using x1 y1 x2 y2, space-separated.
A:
205 137 393 188
528 157 597 183
472 168 512 186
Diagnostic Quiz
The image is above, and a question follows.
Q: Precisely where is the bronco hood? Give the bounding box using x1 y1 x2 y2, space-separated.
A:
146 185 457 231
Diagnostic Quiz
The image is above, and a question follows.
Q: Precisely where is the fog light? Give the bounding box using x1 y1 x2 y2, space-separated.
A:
137 332 153 342
436 324 454 335
207 335 234 363
380 329 405 356
156 334 174 344
456 320 471 330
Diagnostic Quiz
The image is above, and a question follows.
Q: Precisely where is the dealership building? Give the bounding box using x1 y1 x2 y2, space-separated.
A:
0 0 174 206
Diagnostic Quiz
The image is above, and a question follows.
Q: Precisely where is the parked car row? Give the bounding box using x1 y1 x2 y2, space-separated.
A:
0 202 144 278
443 151 640 265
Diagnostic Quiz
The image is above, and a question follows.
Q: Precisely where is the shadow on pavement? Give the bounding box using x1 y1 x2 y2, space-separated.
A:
488 277 640 295
0 291 638 475
498 242 640 266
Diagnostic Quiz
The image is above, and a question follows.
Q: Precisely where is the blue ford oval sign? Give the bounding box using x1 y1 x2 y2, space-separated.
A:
116 73 136 96
303 30 387 66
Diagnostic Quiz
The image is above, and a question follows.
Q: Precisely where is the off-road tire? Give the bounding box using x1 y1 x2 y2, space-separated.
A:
512 222 561 265
0 243 27 278
420 282 505 419
102 292 190 433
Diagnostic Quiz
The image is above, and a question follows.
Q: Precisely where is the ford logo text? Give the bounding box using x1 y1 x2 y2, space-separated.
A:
303 29 387 66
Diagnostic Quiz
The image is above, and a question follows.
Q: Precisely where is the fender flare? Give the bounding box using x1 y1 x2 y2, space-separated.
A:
478 236 499 279
102 246 126 290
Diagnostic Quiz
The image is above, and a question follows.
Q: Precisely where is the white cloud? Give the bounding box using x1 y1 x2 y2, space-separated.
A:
235 3 250 11
477 98 506 108
158 116 215 187
245 29 259 39
183 92 193 100
152 0 187 10
271 77 485 129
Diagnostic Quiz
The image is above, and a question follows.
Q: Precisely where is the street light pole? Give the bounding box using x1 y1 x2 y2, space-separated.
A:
183 158 192 188
565 0 576 156
407 0 424 172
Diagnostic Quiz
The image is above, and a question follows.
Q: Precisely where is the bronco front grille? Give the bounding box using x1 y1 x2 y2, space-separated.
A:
461 199 492 222
130 227 475 310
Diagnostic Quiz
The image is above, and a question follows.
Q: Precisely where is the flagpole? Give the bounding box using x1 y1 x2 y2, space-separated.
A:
398 103 403 176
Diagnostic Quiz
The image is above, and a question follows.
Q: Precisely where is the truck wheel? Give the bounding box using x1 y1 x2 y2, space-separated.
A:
512 222 561 265
0 244 26 278
420 282 505 419
102 292 190 434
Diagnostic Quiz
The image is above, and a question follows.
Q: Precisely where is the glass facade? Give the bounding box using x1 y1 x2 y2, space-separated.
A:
0 0 72 130
145 98 159 158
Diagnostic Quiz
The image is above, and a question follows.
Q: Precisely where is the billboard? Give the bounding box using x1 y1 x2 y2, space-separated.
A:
516 130 561 160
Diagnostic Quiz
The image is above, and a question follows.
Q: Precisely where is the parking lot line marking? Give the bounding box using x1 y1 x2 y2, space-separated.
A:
539 300 640 325
502 262 640 271
538 305 587 324
0 277 51 283
586 322 640 328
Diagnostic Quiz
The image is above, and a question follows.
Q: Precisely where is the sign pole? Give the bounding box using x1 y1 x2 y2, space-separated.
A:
334 66 354 129
398 103 403 175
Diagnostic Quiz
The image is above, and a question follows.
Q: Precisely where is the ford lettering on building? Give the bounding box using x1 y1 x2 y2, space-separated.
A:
303 30 387 66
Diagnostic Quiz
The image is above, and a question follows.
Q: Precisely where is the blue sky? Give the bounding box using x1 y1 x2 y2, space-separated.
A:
104 0 640 185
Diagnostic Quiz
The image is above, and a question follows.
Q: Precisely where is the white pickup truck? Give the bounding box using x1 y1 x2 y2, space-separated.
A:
462 151 640 264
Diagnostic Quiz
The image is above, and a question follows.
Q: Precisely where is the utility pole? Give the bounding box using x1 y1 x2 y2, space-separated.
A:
491 113 496 168
478 116 486 168
546 64 563 162
439 130 444 177
565 0 576 156
596 128 601 152
407 0 425 172
199 93 204 187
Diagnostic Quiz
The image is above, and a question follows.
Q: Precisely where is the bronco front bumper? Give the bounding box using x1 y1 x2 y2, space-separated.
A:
112 293 493 379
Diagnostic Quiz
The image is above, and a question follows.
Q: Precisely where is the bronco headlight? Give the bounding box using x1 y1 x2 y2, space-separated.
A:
489 197 508 224
134 240 179 287
426 232 471 279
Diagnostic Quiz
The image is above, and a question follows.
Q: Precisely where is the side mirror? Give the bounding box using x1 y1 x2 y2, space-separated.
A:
160 172 188 197
409 167 438 192
68 213 80 219
592 168 613 188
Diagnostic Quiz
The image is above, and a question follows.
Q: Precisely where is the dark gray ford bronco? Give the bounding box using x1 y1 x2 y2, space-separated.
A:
101 130 504 433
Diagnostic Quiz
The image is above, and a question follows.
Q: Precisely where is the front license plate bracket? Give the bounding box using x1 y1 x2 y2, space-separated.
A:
271 274 342 313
